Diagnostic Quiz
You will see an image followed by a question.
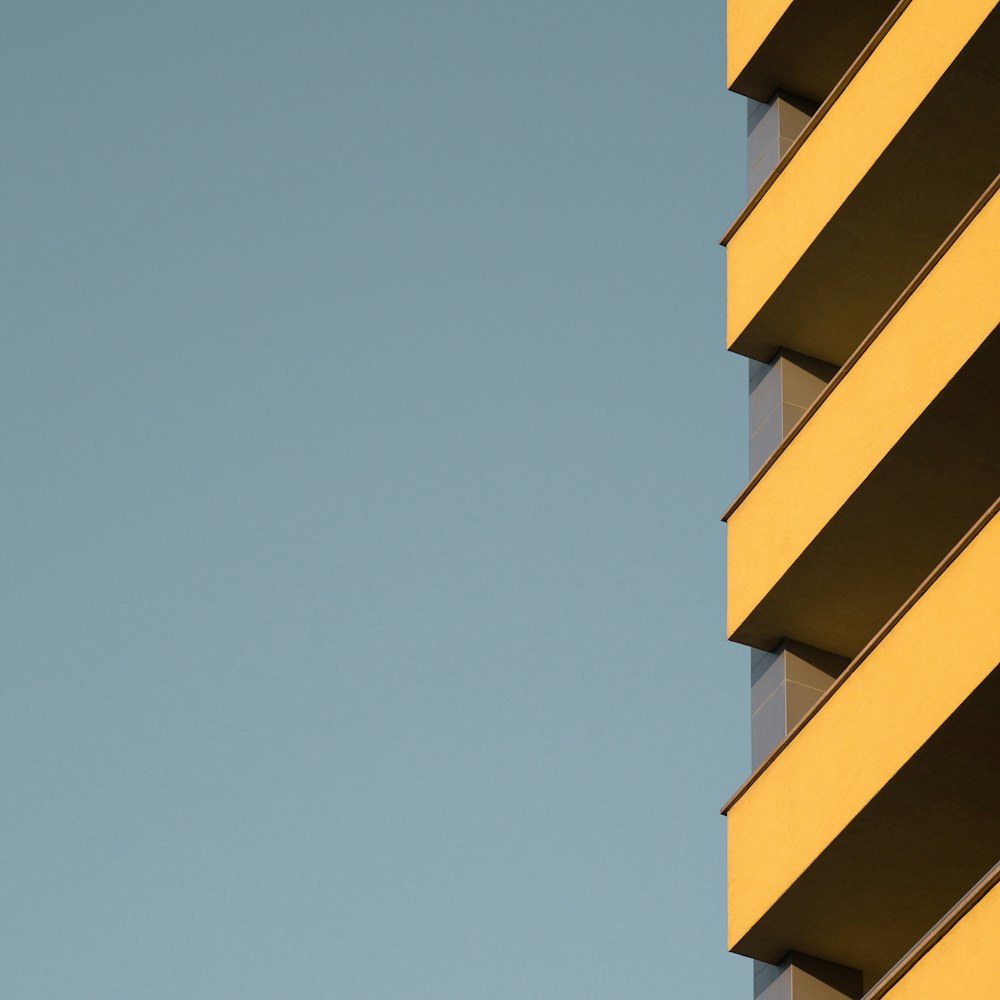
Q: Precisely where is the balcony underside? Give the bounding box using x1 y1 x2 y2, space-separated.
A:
728 0 899 104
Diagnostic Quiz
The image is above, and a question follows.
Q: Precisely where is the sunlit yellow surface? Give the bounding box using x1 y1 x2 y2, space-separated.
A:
881 881 1000 998
726 0 995 352
726 186 1000 642
727 508 1000 948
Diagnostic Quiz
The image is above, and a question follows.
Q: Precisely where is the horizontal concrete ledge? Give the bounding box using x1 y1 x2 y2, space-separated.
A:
721 493 1000 818
728 656 1000 977
721 0 913 249
721 173 1000 526
862 859 1000 1000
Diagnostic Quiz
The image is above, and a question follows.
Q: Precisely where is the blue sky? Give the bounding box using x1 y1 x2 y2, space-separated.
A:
2 3 750 996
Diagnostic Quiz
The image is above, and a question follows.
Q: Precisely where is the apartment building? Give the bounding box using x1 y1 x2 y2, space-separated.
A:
720 2 1000 997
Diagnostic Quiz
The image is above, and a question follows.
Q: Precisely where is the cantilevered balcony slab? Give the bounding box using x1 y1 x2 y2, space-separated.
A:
725 0 1000 366
727 0 899 103
726 182 1000 657
725 504 1000 984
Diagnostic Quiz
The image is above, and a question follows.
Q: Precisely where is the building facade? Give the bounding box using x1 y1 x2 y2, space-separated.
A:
720 1 1000 997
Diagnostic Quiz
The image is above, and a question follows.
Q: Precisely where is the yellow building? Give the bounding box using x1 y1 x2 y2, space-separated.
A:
720 2 1000 997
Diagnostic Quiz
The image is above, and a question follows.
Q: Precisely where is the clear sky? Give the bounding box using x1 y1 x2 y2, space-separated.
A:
3 3 751 997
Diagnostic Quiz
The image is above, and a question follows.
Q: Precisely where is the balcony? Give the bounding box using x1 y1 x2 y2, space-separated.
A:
725 503 1000 984
725 0 1000 367
726 181 1000 657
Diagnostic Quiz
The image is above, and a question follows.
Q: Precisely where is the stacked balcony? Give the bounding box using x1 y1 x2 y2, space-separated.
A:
722 0 1000 996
